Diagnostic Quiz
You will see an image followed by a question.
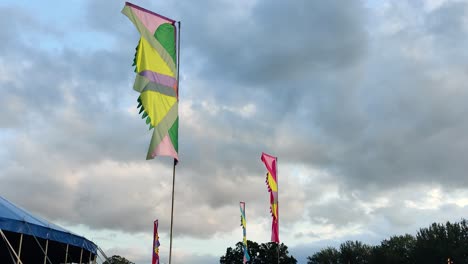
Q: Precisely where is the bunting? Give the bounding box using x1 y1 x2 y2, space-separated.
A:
261 152 279 243
122 2 179 161
240 202 250 263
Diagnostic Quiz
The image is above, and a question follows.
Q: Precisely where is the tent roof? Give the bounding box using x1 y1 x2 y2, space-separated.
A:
0 196 97 254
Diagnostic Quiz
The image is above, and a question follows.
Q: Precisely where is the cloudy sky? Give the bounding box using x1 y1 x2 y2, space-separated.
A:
1 0 468 263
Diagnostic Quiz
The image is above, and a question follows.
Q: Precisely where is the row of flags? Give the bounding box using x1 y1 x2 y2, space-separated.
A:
150 153 279 264
122 2 280 263
240 152 279 263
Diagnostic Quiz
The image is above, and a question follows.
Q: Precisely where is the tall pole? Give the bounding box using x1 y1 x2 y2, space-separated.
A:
168 20 181 264
168 160 176 264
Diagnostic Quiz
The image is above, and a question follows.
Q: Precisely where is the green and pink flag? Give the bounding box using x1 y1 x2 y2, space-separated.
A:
122 2 179 161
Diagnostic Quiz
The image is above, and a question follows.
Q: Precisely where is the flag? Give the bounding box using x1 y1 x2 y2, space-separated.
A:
240 202 250 263
261 152 279 243
152 220 160 264
122 2 179 161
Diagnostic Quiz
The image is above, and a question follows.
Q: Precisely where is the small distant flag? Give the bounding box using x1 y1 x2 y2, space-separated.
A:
261 152 279 243
240 202 250 263
152 220 160 264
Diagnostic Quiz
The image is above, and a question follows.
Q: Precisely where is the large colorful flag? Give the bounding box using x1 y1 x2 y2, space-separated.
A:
239 202 250 264
152 220 160 264
122 2 179 161
261 152 279 243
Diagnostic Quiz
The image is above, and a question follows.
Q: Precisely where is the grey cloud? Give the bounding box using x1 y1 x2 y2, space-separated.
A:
427 1 468 41
308 198 369 227
371 202 468 238
179 0 368 86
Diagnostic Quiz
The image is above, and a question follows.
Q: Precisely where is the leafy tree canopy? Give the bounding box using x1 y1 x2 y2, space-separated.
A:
308 219 468 264
103 255 135 264
220 240 297 264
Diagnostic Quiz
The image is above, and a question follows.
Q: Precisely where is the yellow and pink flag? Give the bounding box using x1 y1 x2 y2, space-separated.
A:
261 152 279 243
122 2 179 161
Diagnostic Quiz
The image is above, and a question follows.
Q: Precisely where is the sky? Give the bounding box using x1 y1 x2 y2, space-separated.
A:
1 0 468 263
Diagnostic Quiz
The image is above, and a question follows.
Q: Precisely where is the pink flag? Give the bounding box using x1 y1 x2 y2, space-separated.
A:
261 152 279 243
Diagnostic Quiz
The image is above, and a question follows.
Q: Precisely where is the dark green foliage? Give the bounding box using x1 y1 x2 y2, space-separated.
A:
338 241 371 264
220 242 244 264
103 255 135 264
414 220 468 264
220 240 297 264
370 234 415 264
307 247 340 264
308 219 468 264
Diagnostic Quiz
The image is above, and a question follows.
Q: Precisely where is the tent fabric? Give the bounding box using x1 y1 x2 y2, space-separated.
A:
0 196 97 254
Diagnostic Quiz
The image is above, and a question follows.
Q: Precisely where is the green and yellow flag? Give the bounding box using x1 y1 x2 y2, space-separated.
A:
122 2 179 161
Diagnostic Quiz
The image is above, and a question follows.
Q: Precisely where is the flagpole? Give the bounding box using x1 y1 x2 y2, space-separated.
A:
168 159 176 264
168 20 181 264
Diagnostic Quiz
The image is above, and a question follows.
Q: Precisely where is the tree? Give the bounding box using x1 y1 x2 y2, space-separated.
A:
220 240 297 264
220 241 248 264
256 242 297 264
307 219 468 264
414 220 468 264
338 240 371 264
307 247 340 264
102 255 135 264
370 234 416 264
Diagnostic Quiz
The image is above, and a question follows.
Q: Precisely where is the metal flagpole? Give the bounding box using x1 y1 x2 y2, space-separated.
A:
168 159 176 264
277 242 280 264
169 21 181 264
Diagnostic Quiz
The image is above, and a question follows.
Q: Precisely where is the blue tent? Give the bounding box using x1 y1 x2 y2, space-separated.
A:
0 196 98 263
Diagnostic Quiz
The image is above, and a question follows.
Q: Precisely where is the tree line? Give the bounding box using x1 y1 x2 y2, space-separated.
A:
220 219 468 264
220 240 298 264
308 219 468 264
